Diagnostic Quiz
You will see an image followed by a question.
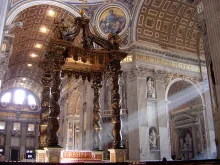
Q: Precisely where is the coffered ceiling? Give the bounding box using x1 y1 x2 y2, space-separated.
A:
3 5 77 96
136 0 199 55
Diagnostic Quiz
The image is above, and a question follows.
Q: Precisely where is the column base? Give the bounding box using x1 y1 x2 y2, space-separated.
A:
108 148 126 162
44 147 63 163
36 149 46 162
92 150 104 160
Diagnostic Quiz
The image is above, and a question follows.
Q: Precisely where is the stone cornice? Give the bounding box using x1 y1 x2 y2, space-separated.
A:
123 66 202 83
122 42 206 66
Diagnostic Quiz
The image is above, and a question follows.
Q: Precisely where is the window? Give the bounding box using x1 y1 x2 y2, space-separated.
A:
0 122 5 130
0 88 39 110
28 95 36 105
13 123 20 131
14 89 25 104
28 155 32 158
1 92 11 103
28 124 35 132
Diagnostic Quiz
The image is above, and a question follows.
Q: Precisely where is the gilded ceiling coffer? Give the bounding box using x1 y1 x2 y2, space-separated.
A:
42 11 128 150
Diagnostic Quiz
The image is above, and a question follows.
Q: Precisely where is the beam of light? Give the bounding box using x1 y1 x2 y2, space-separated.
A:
168 80 209 112
100 79 213 159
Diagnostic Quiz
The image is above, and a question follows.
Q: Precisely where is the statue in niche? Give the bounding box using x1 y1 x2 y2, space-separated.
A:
185 133 192 148
149 129 159 148
147 77 156 98
180 132 192 151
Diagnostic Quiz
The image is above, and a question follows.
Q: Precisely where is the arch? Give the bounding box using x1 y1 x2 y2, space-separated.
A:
132 0 144 42
173 114 195 123
6 0 80 25
165 78 205 107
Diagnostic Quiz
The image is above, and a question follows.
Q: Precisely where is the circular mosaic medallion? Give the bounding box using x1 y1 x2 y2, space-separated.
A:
96 5 129 37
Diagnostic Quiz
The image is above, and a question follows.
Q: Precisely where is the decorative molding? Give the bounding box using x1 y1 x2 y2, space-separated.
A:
164 72 200 90
123 44 206 65
134 53 206 73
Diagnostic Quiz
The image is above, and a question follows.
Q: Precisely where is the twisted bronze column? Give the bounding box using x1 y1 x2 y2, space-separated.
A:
46 50 65 147
92 73 103 150
39 71 51 149
110 60 124 149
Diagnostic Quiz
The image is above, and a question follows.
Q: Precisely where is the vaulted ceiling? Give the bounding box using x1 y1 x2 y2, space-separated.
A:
3 5 77 96
136 0 199 54
1 0 201 98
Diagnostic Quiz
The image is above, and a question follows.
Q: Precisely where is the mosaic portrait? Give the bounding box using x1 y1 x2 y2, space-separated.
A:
99 7 126 35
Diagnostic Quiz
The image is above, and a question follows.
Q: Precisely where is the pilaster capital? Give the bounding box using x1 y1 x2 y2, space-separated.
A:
123 67 154 82
154 69 167 81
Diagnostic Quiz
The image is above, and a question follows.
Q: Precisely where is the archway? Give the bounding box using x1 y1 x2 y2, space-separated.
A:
166 79 207 160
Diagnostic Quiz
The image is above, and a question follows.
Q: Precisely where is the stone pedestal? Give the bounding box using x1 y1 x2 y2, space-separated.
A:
108 149 126 162
36 149 46 162
93 150 104 160
44 147 63 163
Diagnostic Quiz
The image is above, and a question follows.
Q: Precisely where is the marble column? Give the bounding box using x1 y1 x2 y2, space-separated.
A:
155 73 171 159
5 121 12 160
20 123 27 160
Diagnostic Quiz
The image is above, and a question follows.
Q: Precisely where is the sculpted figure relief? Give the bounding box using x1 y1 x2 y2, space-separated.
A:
147 77 156 98
185 133 192 148
180 132 192 151
149 129 159 148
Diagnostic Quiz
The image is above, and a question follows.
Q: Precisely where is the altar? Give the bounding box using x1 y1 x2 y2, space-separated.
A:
36 150 104 163
60 150 103 163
